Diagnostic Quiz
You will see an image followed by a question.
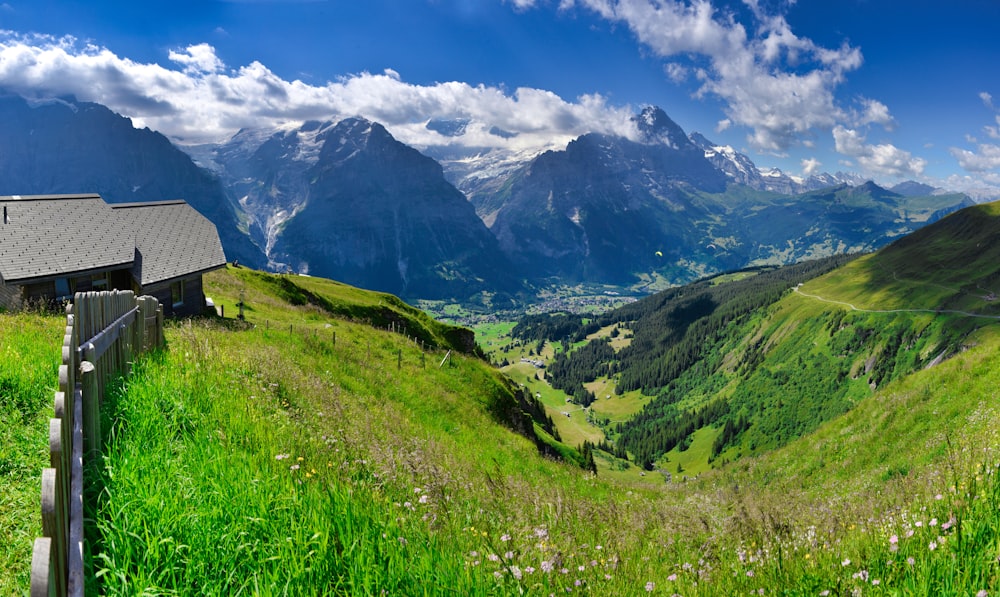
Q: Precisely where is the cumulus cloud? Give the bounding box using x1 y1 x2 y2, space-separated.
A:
565 0 866 152
950 93 1000 176
801 157 821 177
833 125 926 178
950 144 1000 173
0 32 638 149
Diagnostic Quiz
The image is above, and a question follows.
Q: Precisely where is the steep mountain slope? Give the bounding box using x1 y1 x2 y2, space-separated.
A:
0 94 265 268
473 107 971 287
201 118 522 301
527 200 1000 469
479 107 730 284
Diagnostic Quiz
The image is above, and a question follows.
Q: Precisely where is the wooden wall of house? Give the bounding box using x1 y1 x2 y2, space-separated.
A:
0 283 22 310
140 275 206 317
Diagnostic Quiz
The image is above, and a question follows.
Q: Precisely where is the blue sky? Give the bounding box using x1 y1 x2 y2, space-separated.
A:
1 0 998 194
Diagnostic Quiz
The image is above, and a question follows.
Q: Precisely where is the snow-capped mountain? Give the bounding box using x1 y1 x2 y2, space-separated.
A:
193 118 521 300
687 132 871 194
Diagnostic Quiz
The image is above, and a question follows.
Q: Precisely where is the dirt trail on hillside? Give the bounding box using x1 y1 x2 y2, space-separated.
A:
792 285 1000 320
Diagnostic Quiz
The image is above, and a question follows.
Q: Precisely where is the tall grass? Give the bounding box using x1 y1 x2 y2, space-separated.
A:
0 311 62 593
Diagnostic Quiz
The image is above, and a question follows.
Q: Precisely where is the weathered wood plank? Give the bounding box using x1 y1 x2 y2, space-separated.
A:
30 537 55 597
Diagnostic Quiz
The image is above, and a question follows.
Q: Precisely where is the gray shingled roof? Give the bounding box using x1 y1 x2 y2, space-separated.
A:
0 194 135 284
111 200 227 285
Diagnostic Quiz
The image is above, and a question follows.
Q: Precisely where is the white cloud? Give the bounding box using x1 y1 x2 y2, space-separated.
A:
664 62 688 83
950 143 1000 173
833 125 926 179
567 0 867 151
855 98 893 128
801 157 821 176
0 32 639 149
169 43 224 74
980 91 994 109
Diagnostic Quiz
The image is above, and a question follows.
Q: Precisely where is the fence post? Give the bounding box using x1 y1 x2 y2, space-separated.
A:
397 349 402 370
29 537 54 597
80 361 99 460
40 468 66 597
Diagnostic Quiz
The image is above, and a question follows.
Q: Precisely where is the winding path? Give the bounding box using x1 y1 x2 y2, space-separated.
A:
792 284 1000 321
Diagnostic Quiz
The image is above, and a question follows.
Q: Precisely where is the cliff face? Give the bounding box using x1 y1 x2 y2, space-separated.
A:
259 118 520 299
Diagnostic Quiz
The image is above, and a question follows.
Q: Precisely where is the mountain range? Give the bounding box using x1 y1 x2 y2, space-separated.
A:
0 95 975 301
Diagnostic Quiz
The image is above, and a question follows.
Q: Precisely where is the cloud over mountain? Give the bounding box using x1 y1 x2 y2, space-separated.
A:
0 31 637 151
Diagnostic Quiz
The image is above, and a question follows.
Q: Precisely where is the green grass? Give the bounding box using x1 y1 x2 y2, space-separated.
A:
6 263 1000 595
0 310 62 593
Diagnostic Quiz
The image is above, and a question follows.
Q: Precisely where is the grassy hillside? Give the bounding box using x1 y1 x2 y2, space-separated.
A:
0 310 61 591
4 222 1000 594
535 202 1000 473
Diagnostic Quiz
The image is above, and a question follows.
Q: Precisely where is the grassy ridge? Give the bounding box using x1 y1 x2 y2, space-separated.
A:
5 254 1000 594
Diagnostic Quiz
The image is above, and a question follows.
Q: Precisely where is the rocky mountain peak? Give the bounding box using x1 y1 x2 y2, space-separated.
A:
632 105 690 149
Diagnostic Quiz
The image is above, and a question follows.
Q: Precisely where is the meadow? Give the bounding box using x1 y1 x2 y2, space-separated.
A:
1 265 999 594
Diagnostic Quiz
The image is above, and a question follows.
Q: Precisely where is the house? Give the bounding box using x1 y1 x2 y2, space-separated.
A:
0 193 227 316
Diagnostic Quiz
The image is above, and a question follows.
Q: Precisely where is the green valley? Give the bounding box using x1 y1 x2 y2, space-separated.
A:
2 202 1000 594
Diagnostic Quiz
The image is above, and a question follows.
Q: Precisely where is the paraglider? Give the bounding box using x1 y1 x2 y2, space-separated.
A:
655 250 663 257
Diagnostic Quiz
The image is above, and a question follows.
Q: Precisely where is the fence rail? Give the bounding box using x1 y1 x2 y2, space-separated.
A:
30 290 163 597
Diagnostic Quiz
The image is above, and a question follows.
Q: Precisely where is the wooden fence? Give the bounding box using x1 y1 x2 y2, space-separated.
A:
29 290 163 597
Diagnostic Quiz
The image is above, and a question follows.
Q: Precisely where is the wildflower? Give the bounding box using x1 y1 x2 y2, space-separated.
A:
487 554 499 562
929 541 938 551
667 574 677 582
505 551 514 560
758 590 765 596
747 570 754 577
842 558 851 567
907 557 916 566
604 574 612 580
414 487 422 494
290 464 300 471
418 494 429 504
275 453 290 460
535 527 549 540
511 566 523 580
820 592 830 597
976 591 988 597
579 565 586 572
575 580 582 587
297 456 304 461
501 533 511 542
645 581 655 592
935 493 944 500
929 518 938 527
596 545 603 550
541 561 554 573
560 568 569 575
889 534 898 544
915 521 923 527
525 566 535 574
872 580 880 586
397 537 407 546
